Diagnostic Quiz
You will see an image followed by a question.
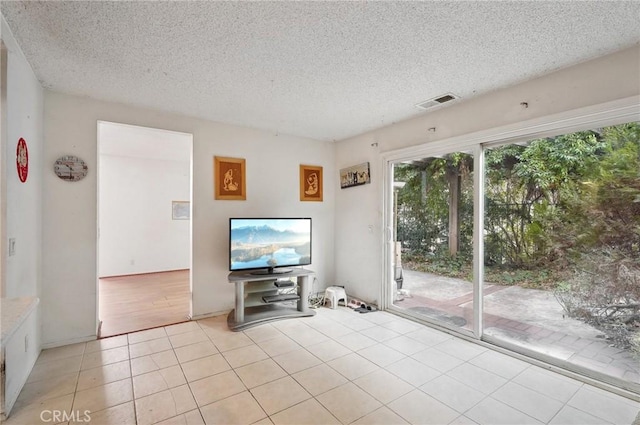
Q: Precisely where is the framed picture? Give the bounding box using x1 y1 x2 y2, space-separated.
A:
214 156 246 200
340 162 371 189
300 164 323 202
172 201 190 220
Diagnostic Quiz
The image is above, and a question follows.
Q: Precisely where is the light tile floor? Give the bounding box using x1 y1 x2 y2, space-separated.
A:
5 307 639 425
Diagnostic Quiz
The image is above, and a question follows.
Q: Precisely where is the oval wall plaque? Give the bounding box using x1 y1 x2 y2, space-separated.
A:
54 155 88 182
16 138 29 183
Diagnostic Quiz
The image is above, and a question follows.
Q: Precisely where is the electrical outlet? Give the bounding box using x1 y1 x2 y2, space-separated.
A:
130 259 135 266
24 334 29 352
8 237 15 256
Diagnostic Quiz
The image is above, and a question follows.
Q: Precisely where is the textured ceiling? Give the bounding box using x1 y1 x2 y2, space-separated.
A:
2 1 639 142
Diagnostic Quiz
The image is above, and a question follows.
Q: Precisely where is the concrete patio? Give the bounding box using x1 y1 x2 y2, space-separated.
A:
393 269 640 389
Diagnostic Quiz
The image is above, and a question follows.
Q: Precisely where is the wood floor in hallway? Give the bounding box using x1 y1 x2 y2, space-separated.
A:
98 269 190 338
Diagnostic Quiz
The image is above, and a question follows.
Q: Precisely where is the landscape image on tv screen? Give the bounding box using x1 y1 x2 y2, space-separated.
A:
230 218 311 272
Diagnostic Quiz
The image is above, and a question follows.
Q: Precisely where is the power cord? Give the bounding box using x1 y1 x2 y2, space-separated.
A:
274 276 325 308
308 293 324 308
308 277 324 308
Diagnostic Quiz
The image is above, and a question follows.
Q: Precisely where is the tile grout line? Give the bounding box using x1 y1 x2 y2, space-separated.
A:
126 341 139 425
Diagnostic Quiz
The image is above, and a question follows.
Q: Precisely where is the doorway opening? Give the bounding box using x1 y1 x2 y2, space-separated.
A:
97 121 193 337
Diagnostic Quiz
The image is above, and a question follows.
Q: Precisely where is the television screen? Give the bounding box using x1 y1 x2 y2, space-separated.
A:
229 218 312 273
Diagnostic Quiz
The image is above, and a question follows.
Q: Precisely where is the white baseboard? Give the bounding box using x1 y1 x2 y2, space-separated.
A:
40 334 96 349
190 310 230 321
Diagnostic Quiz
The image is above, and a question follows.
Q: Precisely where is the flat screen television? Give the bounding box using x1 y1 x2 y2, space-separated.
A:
229 218 312 274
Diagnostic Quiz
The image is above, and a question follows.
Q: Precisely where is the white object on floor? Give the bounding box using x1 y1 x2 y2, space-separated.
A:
323 286 347 309
399 289 411 297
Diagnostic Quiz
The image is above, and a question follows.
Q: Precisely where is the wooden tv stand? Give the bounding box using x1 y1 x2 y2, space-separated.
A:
227 268 316 331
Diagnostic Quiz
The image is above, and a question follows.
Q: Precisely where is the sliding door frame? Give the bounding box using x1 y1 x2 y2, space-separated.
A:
381 96 640 392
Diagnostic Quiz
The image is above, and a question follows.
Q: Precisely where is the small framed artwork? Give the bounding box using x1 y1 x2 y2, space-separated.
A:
340 162 371 189
214 156 246 200
300 164 323 202
172 201 190 220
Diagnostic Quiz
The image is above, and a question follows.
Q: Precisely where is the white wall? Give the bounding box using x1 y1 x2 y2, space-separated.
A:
1 15 42 414
43 92 336 346
2 16 43 299
99 154 190 277
334 46 640 305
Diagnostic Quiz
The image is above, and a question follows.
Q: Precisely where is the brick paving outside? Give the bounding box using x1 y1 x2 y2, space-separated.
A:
393 273 640 389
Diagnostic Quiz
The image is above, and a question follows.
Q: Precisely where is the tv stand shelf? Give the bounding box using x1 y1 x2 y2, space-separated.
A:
227 269 316 331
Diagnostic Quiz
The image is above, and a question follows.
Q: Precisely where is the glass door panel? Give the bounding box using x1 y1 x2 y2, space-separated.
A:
391 151 475 333
482 123 640 390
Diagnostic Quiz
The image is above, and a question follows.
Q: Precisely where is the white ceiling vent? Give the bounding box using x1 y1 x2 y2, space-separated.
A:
415 93 460 110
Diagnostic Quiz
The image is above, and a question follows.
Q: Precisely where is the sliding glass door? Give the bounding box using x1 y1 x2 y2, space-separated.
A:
385 120 640 393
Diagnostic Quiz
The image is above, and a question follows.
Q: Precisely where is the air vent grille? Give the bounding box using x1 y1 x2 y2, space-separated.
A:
415 93 459 110
435 94 455 103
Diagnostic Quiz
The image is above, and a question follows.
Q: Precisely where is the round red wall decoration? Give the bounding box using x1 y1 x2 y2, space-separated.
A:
16 138 29 183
